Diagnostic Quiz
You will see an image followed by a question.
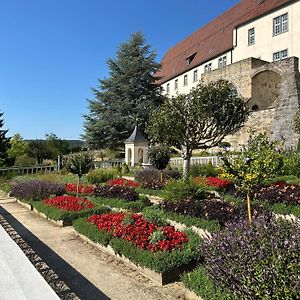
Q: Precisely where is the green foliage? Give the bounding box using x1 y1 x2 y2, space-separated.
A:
31 201 109 223
28 140 49 164
293 110 300 134
45 133 69 159
0 112 10 166
282 152 300 177
14 154 36 167
67 153 93 179
162 180 207 202
135 187 163 197
86 168 116 184
221 133 284 191
190 162 219 177
181 266 233 300
148 145 170 170
121 163 130 175
143 206 221 233
147 80 249 180
7 133 29 162
83 32 163 149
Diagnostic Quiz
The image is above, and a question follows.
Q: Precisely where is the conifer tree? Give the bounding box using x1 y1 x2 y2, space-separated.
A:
83 32 163 149
0 112 10 166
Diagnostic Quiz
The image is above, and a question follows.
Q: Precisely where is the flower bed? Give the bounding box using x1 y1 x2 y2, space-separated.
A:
107 178 140 188
93 185 139 201
30 196 109 226
73 212 202 284
192 177 233 190
65 183 94 195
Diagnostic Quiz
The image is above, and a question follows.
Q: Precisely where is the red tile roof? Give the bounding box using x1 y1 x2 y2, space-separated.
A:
156 0 294 84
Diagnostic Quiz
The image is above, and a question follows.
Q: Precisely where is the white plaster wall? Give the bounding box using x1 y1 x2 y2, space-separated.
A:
233 1 300 65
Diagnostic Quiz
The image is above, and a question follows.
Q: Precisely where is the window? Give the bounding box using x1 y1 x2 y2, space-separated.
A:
204 63 212 73
273 49 288 61
193 69 198 82
186 53 197 65
174 79 178 90
166 83 170 94
248 28 255 46
273 13 288 36
183 75 188 86
218 56 227 68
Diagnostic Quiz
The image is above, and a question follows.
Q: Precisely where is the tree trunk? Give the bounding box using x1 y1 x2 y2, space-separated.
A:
182 149 192 182
247 189 252 224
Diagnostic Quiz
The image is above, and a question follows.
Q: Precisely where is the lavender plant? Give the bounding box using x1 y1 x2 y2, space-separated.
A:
202 215 300 299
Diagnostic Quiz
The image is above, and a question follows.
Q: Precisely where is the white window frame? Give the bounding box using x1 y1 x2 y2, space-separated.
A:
204 63 212 73
273 49 288 61
193 69 198 82
248 28 255 46
183 74 188 86
273 13 288 36
218 56 227 69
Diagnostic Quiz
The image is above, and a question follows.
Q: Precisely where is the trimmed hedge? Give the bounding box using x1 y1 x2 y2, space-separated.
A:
31 201 109 223
73 217 202 273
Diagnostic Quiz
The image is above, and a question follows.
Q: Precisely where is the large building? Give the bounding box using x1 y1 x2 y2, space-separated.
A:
157 0 300 149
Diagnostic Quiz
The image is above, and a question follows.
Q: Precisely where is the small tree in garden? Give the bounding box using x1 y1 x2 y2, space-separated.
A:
67 153 93 197
148 145 170 180
147 80 249 181
221 133 283 223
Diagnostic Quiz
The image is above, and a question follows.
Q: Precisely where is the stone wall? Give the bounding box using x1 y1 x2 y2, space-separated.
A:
202 57 300 149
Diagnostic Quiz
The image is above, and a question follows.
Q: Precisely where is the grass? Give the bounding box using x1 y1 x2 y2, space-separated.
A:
135 187 164 197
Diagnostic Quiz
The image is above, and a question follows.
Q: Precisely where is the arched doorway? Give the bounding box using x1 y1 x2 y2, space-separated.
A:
138 148 144 163
128 148 132 166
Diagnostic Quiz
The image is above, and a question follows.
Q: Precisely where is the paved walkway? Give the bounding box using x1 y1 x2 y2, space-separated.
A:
0 200 197 300
0 219 60 300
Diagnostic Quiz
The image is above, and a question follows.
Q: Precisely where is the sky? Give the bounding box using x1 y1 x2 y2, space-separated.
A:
0 0 239 140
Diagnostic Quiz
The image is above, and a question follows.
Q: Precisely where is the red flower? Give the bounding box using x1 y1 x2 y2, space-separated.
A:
65 183 94 194
43 195 95 211
206 177 233 189
87 212 188 252
107 178 140 188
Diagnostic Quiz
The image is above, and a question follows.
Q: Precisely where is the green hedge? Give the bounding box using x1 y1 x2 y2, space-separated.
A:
88 196 152 212
143 206 221 233
73 217 202 273
31 201 110 223
181 266 233 300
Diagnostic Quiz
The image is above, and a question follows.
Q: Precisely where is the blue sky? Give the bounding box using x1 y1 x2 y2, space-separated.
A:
0 0 239 140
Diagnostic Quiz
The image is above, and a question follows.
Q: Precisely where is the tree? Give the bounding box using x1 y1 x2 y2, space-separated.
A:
83 32 164 149
0 112 10 166
148 145 170 170
147 80 249 180
67 153 93 197
28 140 49 164
45 133 69 159
7 133 29 163
221 133 284 223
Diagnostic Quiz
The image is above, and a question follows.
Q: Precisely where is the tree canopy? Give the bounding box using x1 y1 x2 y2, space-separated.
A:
0 112 10 166
83 32 164 150
7 133 29 162
147 80 249 179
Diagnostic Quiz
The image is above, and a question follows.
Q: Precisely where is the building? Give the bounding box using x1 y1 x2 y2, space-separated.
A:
157 0 300 149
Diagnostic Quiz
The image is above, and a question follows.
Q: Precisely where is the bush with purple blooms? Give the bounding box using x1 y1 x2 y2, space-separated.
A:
93 185 139 202
135 168 180 189
160 198 267 226
202 215 300 299
11 180 66 201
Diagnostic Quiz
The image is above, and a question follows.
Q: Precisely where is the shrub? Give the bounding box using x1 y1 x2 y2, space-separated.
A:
121 163 130 174
203 215 300 299
86 168 116 184
189 162 219 177
283 152 300 177
14 155 36 167
65 183 94 195
93 185 139 201
135 168 180 189
11 180 65 201
148 145 170 170
206 177 233 189
162 180 207 202
181 266 232 300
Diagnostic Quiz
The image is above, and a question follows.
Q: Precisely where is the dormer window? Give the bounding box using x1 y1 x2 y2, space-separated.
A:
186 53 197 65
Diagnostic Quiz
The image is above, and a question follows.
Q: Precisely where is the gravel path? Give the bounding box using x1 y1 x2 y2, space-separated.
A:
0 200 198 300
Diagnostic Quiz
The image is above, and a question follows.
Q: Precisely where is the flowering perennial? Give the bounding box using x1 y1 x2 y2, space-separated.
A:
88 212 188 252
107 178 140 188
192 176 233 190
65 183 94 194
43 195 95 211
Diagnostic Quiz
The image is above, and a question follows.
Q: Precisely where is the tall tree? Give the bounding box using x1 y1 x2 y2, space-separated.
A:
7 133 29 162
45 133 69 159
83 32 163 149
0 112 10 166
147 80 249 180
